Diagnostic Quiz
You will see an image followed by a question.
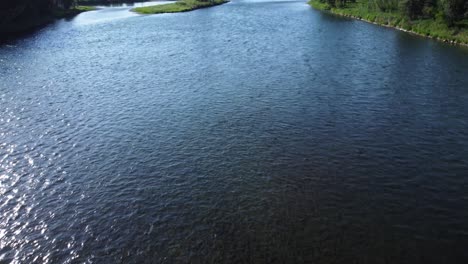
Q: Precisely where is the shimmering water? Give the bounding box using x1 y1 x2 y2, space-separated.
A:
1 0 468 263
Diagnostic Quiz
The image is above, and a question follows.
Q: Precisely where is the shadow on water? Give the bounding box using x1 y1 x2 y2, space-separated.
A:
0 23 49 45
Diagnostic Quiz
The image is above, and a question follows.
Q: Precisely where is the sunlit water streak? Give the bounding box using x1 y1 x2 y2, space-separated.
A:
73 1 173 25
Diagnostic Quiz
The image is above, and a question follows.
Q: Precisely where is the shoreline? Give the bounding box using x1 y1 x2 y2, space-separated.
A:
132 0 228 14
308 0 468 47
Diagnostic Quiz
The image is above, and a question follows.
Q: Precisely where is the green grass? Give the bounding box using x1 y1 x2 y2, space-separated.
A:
75 6 98 12
132 0 228 14
308 0 468 45
52 6 97 18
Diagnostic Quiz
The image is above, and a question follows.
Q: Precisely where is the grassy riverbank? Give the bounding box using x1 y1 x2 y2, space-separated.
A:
308 0 468 45
53 6 97 18
78 0 151 4
132 0 228 14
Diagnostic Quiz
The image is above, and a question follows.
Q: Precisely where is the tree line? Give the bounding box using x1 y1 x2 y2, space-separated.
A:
0 0 75 29
321 0 467 25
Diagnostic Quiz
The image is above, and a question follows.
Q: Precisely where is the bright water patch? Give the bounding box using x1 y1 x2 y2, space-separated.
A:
72 1 173 25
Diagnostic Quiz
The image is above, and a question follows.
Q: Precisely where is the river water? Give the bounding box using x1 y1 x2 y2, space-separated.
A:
1 0 468 263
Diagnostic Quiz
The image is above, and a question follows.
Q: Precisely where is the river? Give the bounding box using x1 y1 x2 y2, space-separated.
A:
1 0 468 263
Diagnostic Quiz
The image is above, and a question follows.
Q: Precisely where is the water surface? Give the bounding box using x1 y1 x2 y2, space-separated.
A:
1 0 468 263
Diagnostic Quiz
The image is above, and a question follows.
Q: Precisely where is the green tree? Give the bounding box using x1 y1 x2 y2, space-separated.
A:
400 0 424 19
441 0 465 25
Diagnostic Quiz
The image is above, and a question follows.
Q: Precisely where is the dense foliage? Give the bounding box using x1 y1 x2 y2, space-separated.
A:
0 0 80 34
319 0 467 25
0 0 74 26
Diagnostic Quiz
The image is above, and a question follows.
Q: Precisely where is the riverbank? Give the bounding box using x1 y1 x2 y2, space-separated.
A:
0 6 96 36
308 0 468 46
132 0 228 14
78 0 152 4
54 6 97 18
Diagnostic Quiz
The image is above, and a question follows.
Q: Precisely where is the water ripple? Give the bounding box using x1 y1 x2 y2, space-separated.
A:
1 0 468 263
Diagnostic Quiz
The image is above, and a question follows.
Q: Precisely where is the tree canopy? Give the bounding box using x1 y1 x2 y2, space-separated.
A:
0 0 75 34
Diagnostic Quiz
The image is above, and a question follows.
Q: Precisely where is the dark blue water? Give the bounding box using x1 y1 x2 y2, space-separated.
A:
1 1 468 263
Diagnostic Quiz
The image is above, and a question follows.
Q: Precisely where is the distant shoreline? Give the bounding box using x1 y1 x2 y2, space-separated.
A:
77 0 158 5
132 0 228 15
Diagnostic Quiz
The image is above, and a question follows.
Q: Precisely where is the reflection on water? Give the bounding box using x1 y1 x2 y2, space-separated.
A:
98 1 174 7
73 1 173 25
1 0 468 263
